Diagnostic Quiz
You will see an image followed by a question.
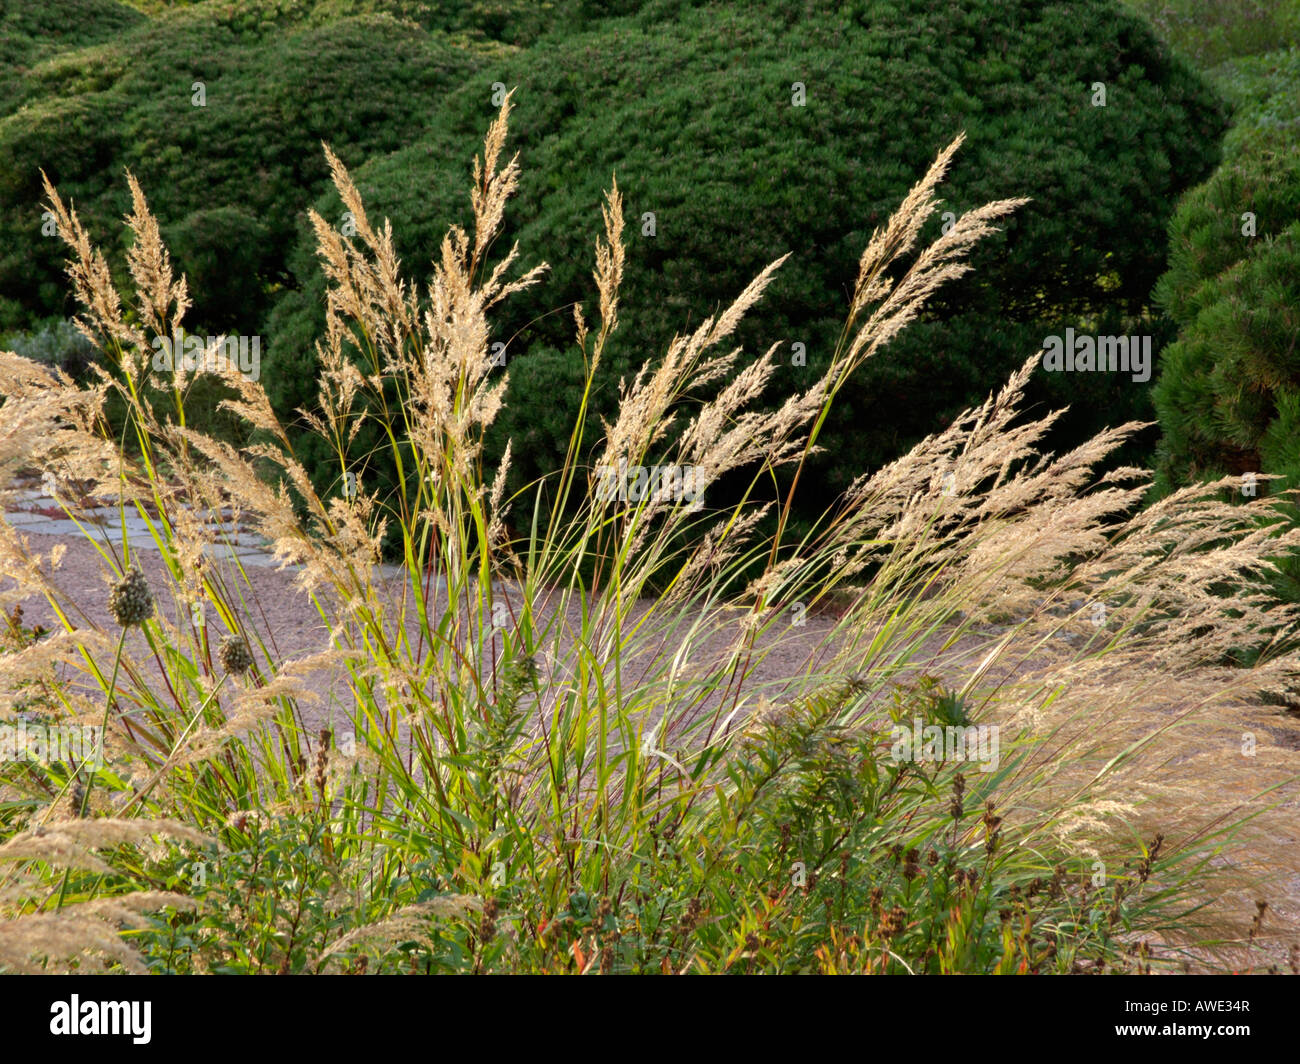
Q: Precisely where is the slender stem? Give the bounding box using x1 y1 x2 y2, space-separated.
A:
53 624 130 911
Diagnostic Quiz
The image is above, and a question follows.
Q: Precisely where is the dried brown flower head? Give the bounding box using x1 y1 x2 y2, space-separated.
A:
107 566 153 628
217 634 254 676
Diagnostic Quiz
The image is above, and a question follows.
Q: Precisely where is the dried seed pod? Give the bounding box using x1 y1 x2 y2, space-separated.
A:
218 634 255 675
108 566 153 628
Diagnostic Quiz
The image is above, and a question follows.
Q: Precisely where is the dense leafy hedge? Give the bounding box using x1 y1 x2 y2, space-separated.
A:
112 0 569 46
0 0 144 70
0 1 489 333
1120 0 1300 70
1152 48 1300 495
1 0 1227 536
1148 46 1300 604
1154 221 1300 487
265 0 1225 515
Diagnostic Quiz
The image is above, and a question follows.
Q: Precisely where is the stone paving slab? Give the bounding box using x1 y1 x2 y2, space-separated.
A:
5 490 271 557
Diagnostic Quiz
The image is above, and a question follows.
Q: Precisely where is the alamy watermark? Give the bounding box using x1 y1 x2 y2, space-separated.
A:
50 996 151 1045
1042 328 1151 383
151 331 261 382
889 717 1000 773
0 722 103 770
594 461 704 505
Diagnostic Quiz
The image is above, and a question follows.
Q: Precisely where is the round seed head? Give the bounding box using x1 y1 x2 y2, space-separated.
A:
218 634 255 675
108 566 153 628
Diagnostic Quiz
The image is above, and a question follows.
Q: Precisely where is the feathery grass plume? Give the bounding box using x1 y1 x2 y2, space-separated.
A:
124 173 190 362
0 892 195 974
3 100 1298 972
0 819 209 873
38 171 141 359
311 896 482 972
0 831 116 876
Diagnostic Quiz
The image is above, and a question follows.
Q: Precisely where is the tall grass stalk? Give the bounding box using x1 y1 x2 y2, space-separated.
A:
1 98 1298 974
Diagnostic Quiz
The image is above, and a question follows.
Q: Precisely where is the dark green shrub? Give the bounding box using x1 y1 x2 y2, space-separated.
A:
1149 48 1300 606
1151 49 1300 494
0 0 145 70
0 0 1227 541
0 2 485 335
1120 0 1300 69
1153 222 1300 489
0 318 98 378
1153 145 1300 329
119 0 573 47
265 0 1224 523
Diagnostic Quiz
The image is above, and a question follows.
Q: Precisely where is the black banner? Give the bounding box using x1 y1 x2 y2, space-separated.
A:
0 974 1288 1053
